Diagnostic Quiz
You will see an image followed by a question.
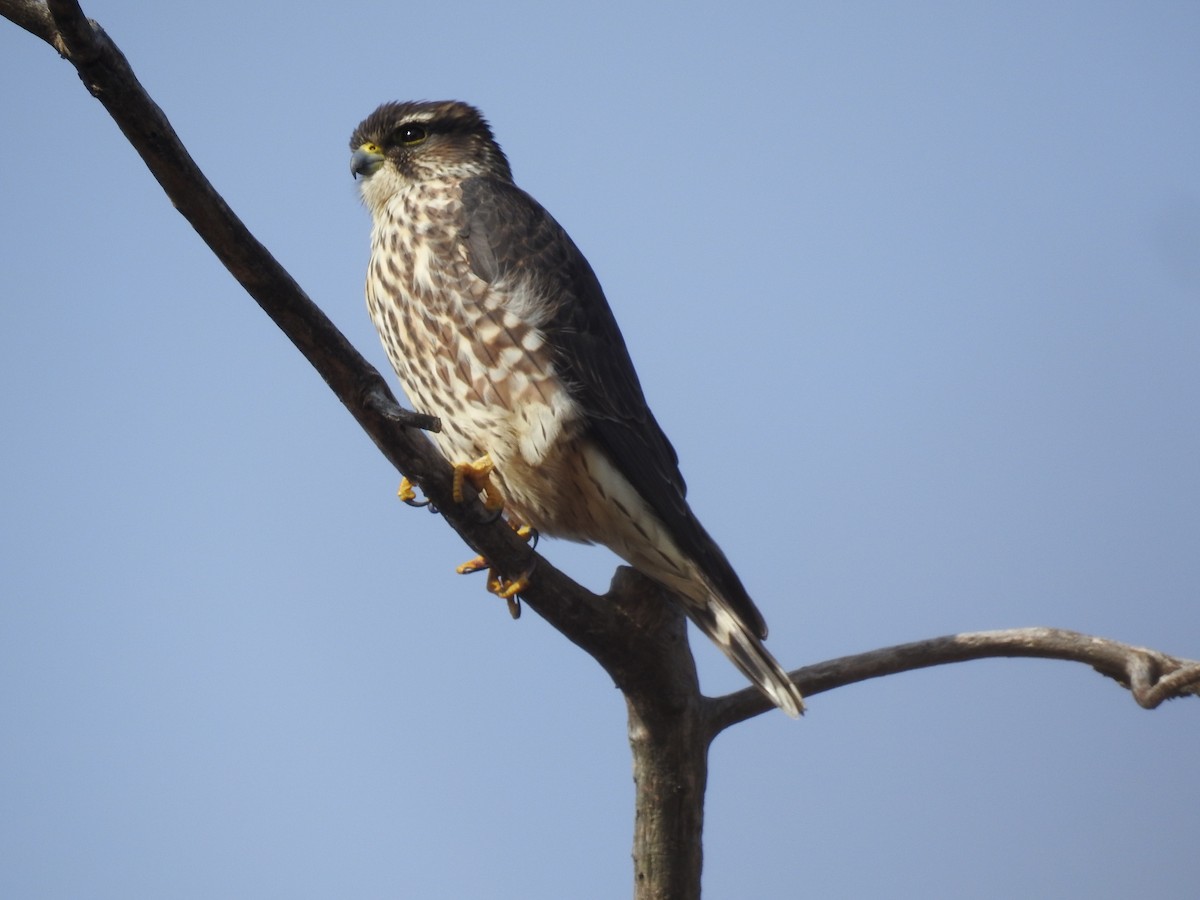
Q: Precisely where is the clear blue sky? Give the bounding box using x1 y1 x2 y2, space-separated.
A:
2 2 1198 897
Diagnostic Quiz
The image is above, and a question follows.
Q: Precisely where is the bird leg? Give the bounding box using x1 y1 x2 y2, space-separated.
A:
488 572 529 618
397 476 433 508
398 477 416 502
397 455 503 515
452 454 504 511
455 518 539 618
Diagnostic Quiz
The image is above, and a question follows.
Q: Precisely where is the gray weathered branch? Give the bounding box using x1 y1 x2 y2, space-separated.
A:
706 627 1200 736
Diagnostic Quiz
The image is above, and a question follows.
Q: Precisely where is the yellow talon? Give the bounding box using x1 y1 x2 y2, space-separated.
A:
452 453 504 510
456 555 489 575
455 519 535 619
491 574 529 600
398 477 417 503
487 572 528 619
455 521 535 578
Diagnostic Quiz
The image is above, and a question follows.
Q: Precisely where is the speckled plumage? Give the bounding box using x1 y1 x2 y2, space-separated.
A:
350 101 803 716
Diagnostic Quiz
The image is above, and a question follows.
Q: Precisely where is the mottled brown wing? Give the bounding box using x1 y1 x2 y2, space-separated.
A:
459 176 767 638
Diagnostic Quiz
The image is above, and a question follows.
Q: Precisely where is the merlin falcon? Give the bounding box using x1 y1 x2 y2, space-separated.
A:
350 100 804 717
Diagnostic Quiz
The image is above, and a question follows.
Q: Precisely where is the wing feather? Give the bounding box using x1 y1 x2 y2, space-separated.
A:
459 176 767 638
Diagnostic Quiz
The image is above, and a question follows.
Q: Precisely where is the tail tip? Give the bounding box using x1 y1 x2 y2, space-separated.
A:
766 678 805 718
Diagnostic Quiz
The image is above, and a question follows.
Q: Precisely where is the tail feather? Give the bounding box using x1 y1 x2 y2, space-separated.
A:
577 443 802 715
687 596 805 717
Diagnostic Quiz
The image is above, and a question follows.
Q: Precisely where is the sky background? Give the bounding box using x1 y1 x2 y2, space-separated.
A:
2 2 1198 897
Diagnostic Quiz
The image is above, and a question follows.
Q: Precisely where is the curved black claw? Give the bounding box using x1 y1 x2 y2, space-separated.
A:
398 476 440 513
477 503 505 525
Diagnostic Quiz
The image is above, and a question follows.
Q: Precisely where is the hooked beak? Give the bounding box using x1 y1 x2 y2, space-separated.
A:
351 144 384 179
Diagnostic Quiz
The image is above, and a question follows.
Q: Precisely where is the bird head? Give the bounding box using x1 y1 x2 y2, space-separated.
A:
350 101 513 214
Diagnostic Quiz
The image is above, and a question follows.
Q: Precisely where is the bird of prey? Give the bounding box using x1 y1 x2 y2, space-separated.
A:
350 100 803 717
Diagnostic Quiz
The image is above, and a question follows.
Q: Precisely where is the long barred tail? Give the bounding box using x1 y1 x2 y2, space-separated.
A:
687 595 805 718
573 442 803 715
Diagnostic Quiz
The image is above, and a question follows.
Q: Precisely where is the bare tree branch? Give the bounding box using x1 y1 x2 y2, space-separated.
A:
13 0 546 607
2 6 712 893
706 627 1200 736
4 4 1195 899
1 0 54 43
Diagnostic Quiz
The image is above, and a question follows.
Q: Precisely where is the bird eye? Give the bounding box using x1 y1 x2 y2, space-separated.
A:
393 123 428 146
